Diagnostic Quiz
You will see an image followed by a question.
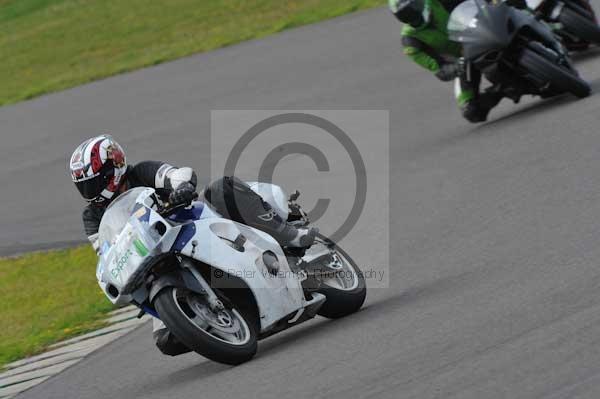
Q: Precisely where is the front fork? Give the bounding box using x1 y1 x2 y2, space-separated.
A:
180 257 225 312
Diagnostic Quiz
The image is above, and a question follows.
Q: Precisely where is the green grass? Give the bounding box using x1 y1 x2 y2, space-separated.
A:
0 0 384 106
0 245 114 368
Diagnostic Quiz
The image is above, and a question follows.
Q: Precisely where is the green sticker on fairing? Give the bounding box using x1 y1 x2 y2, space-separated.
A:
133 238 149 257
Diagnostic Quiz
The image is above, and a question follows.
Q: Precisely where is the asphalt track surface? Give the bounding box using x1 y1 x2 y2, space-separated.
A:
6 5 600 399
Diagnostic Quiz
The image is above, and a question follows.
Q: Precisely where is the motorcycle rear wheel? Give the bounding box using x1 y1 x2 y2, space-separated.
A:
314 234 367 319
518 47 590 98
558 7 600 45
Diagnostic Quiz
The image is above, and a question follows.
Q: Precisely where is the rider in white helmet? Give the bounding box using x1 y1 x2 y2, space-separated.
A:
69 134 318 355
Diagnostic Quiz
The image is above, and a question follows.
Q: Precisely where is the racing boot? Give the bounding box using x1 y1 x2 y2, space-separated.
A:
253 200 319 248
152 320 191 356
276 222 319 248
461 92 503 123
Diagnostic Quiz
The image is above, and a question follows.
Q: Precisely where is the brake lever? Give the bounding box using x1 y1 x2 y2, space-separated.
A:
159 192 199 216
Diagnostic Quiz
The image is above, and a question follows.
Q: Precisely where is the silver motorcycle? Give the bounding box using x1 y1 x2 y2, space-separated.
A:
96 184 366 365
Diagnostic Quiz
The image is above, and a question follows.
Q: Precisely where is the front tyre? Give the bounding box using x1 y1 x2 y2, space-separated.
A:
518 48 590 98
154 287 257 365
315 234 367 319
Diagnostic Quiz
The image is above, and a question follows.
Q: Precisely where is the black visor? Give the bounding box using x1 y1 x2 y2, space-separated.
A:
394 0 425 27
75 166 114 201
75 175 108 200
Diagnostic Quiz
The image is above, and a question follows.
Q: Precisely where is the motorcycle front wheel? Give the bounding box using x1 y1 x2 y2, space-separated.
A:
154 287 257 365
518 47 591 98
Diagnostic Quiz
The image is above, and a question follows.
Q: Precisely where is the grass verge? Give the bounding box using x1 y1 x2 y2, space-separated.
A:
0 245 114 368
0 0 384 106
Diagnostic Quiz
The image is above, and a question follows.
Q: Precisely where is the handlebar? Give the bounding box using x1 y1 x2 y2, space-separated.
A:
158 192 199 216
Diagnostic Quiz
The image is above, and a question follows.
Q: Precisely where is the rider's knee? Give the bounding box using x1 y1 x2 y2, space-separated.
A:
204 176 259 222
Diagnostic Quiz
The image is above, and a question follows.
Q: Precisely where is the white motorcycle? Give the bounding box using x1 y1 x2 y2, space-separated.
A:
96 183 366 365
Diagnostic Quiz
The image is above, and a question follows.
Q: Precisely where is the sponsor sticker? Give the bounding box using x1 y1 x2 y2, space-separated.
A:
134 207 148 219
111 248 133 279
133 238 149 257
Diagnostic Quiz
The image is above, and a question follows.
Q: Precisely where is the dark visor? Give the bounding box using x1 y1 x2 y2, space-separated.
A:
75 174 109 200
396 6 424 27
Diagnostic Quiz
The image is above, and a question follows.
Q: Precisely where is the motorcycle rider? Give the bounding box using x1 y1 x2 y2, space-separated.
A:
69 134 318 355
388 0 510 122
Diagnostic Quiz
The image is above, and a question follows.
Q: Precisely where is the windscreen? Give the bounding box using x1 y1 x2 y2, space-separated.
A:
447 0 480 33
98 187 147 247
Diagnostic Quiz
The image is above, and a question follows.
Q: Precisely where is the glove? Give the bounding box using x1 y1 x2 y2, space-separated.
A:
168 182 196 206
435 62 460 81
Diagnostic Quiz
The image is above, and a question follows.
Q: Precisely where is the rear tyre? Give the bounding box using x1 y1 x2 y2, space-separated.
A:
559 7 600 45
519 48 590 98
154 287 257 365
315 234 367 319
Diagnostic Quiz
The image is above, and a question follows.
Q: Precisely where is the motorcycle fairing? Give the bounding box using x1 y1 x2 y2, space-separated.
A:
174 218 306 332
168 202 205 223
448 0 557 59
96 187 308 332
97 200 182 305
